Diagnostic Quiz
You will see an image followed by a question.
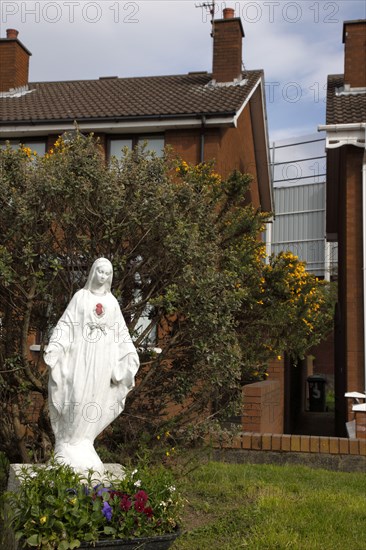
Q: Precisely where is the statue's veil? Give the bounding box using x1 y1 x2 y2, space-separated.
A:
84 258 113 292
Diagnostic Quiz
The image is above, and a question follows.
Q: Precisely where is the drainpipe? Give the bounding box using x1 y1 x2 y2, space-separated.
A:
362 131 366 394
200 115 206 163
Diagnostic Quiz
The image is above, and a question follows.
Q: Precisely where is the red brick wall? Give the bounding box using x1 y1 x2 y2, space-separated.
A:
267 357 285 385
356 412 366 439
0 40 30 92
309 332 335 378
165 128 202 165
166 105 262 210
267 357 285 425
242 379 283 434
213 107 261 209
216 431 366 456
213 17 243 83
344 22 366 88
341 147 365 420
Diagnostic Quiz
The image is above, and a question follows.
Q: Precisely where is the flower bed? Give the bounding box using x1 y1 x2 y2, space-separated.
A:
4 460 182 550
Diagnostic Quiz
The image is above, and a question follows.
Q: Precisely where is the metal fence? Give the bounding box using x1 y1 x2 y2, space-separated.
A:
270 134 338 279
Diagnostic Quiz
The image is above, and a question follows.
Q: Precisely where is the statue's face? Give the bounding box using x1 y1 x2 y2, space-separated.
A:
94 264 112 287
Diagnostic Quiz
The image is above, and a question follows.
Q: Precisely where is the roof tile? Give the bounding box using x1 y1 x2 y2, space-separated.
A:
326 74 366 124
0 71 263 123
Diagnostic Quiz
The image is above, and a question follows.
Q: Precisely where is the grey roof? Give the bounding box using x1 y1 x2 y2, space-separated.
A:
0 70 263 124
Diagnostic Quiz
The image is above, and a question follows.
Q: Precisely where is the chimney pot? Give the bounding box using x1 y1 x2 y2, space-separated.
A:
6 28 19 39
223 8 235 19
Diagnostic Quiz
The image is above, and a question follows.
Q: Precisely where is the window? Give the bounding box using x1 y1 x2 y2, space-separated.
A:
0 140 46 156
137 136 164 157
109 135 164 160
109 138 133 159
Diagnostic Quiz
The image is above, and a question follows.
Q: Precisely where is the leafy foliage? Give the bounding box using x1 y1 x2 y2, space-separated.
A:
3 459 181 549
0 134 335 461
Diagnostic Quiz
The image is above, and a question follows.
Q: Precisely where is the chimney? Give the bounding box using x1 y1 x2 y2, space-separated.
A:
6 28 19 39
212 8 244 83
0 29 32 92
342 20 366 88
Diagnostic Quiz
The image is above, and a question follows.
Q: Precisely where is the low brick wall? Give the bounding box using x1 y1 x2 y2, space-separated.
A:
242 380 283 434
355 411 366 439
215 431 366 456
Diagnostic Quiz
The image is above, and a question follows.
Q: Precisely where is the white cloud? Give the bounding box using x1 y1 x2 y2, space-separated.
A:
0 0 363 139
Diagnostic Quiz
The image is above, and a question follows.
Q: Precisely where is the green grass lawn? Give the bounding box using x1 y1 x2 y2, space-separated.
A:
174 461 366 550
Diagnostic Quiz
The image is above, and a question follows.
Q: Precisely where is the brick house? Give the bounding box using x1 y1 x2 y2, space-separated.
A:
0 8 272 213
0 10 279 437
319 20 366 438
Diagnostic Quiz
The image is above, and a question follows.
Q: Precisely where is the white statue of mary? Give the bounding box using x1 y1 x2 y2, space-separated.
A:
44 258 139 475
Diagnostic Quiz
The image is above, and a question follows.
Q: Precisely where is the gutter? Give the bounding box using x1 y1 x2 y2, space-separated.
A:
0 111 236 134
0 114 238 138
318 123 366 131
318 123 366 149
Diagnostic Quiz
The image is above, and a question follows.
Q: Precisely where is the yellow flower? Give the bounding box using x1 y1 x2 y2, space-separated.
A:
277 355 282 360
20 146 32 157
54 137 65 149
40 516 47 525
69 497 77 505
302 318 314 331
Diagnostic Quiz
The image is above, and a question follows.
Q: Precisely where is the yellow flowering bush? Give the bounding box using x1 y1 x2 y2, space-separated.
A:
175 159 222 187
0 134 335 460
237 250 336 372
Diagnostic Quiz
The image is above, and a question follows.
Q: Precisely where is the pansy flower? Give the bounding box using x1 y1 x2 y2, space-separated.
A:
102 501 113 522
120 494 132 511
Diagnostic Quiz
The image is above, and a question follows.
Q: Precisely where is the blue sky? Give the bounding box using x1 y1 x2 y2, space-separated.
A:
0 0 364 141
